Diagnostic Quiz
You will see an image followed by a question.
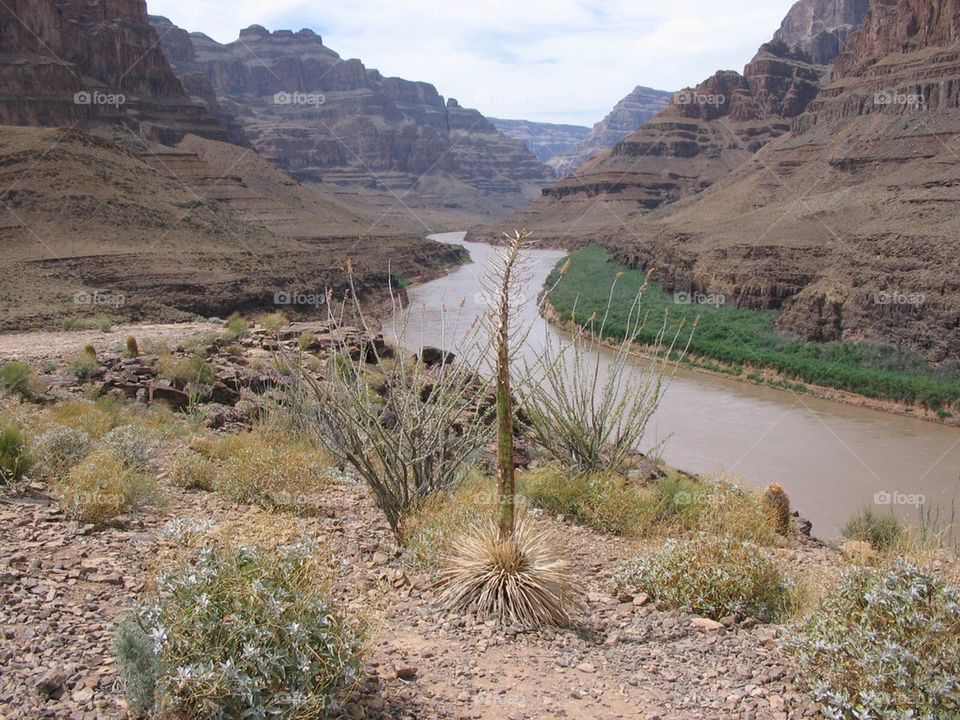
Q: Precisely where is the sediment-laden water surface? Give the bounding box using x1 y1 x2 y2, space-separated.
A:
403 233 960 538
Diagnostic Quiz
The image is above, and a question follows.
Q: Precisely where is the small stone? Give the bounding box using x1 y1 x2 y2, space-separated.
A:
395 665 418 681
34 668 71 699
576 662 596 674
691 617 726 631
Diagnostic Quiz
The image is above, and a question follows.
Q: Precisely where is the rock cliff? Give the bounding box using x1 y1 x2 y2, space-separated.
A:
603 0 960 361
149 18 551 228
482 40 828 242
489 118 591 167
0 0 230 143
551 86 673 175
774 0 872 63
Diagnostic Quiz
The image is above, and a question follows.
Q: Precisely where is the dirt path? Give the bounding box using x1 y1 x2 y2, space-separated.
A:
0 322 219 364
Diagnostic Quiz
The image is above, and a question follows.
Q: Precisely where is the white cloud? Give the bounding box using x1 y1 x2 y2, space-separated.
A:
147 0 798 125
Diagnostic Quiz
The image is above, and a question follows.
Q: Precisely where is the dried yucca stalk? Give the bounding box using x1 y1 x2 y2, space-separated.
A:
438 518 580 627
440 230 580 627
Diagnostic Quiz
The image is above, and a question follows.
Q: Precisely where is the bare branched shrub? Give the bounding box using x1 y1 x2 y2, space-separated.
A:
303 275 493 540
520 272 692 472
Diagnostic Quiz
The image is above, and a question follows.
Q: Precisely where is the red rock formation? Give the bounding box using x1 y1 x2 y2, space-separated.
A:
774 0 872 63
596 0 960 361
0 0 229 142
150 19 549 224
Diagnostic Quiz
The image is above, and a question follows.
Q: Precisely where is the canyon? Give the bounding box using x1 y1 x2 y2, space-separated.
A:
148 17 552 230
479 0 960 362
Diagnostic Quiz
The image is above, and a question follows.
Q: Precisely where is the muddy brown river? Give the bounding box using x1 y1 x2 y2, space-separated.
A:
402 233 960 538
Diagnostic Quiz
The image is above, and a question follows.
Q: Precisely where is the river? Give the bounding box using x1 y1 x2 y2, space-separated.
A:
401 232 960 538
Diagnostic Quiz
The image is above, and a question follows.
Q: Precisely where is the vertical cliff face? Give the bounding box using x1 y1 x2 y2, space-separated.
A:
551 86 673 175
150 19 550 226
774 0 872 63
489 118 591 167
833 0 960 76
0 0 229 142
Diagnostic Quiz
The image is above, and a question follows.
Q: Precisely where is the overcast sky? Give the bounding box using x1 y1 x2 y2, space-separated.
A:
148 0 798 127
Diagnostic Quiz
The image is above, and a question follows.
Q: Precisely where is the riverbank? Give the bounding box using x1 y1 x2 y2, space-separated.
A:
544 246 960 427
542 302 960 429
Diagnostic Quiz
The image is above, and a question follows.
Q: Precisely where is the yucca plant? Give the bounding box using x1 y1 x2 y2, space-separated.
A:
440 230 579 627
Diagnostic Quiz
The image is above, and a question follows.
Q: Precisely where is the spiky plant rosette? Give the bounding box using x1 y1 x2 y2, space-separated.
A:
438 518 581 628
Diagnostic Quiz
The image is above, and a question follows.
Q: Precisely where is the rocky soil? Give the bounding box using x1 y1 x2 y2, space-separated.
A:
0 322 854 720
0 471 840 720
0 125 464 332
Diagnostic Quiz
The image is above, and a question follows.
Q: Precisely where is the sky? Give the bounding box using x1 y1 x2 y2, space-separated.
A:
147 0 798 127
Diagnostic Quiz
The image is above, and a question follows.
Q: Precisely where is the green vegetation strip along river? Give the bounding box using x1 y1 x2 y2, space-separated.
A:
547 246 960 415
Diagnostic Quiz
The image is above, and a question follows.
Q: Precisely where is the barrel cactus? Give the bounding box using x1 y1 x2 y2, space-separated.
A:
761 483 791 535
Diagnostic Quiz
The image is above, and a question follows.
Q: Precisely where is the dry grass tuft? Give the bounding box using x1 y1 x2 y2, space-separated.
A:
439 519 581 628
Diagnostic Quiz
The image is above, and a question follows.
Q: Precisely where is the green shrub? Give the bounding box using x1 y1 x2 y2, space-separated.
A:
521 466 654 536
115 541 362 718
790 560 960 718
157 354 214 387
170 453 217 491
213 434 330 513
224 314 250 341
33 427 92 480
0 425 33 487
258 311 288 333
613 534 797 622
99 424 155 471
68 348 101 380
58 449 156 523
843 507 904 551
548 246 960 410
0 361 38 399
521 467 774 541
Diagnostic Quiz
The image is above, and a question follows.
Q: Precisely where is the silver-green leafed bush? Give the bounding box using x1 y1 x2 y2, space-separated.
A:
34 427 92 480
789 560 960 720
115 541 363 719
612 533 797 622
100 424 155 471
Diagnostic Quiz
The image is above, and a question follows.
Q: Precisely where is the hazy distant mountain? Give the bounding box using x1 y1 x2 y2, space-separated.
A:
490 118 591 168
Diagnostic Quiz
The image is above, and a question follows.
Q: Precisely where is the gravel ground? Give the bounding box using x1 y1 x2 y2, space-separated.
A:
0 470 844 720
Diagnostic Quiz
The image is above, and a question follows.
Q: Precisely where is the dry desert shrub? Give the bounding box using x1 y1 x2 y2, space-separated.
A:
58 449 156 524
439 518 581 628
